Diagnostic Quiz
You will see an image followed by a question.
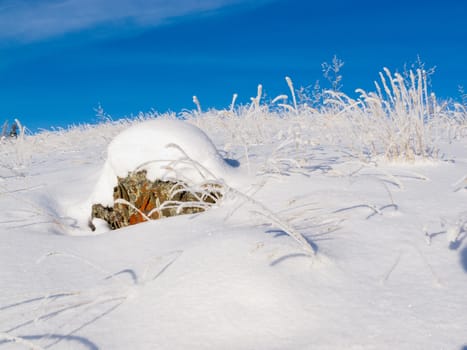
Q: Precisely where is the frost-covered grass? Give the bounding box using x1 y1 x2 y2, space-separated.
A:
2 67 465 170
322 68 466 162
1 69 467 349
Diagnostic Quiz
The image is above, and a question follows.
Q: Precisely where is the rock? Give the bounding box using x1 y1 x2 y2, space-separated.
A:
90 170 222 230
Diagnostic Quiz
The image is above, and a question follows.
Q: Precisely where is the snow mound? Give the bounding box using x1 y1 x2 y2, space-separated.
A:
69 119 247 231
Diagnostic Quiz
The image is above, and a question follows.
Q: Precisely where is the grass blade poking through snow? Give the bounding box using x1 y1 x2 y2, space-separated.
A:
159 143 317 255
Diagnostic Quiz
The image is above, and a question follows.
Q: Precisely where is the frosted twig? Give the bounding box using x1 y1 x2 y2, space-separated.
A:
0 332 45 350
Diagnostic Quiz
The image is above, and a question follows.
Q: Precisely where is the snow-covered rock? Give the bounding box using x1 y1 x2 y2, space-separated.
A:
71 119 246 231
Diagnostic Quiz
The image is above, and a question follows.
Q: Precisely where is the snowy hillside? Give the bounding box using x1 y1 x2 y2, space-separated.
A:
1 71 467 349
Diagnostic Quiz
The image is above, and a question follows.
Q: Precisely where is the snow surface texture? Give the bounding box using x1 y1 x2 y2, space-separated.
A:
1 109 467 349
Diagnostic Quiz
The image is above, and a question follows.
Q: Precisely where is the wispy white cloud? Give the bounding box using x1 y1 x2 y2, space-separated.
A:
0 0 261 43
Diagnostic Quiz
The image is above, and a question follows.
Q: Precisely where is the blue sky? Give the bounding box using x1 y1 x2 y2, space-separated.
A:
0 0 466 131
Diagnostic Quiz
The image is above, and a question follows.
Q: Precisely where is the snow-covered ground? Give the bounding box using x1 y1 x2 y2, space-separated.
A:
1 78 467 349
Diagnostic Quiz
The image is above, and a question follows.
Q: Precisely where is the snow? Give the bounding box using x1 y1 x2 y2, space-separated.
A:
1 113 467 350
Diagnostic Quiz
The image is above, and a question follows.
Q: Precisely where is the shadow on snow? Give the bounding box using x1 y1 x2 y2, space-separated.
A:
460 247 467 273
